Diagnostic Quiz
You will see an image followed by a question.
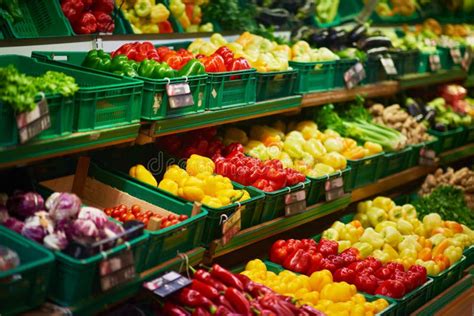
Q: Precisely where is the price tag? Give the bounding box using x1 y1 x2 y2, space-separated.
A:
419 147 437 166
344 62 366 89
325 176 345 201
284 189 307 216
462 48 472 71
143 271 191 298
429 54 441 72
450 48 462 65
380 57 398 76
221 208 242 245
16 97 51 144
100 249 136 291
166 82 194 109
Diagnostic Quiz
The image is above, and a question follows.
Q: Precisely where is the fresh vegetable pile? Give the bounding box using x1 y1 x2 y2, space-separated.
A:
369 103 432 145
155 263 324 315
414 185 474 228
168 0 213 33
0 65 78 113
61 0 115 34
243 259 391 316
0 0 22 24
423 97 472 131
420 167 474 210
1 192 135 257
323 196 473 275
269 237 428 298
315 102 407 152
120 0 174 34
152 154 251 208
314 0 339 24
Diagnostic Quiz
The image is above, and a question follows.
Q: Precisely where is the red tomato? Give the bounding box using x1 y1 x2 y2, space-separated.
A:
124 213 136 222
112 209 122 218
136 215 144 222
170 219 179 226
178 214 188 221
145 210 153 217
119 213 129 222
104 208 113 216
160 220 169 228
131 205 141 214
118 204 127 211
143 218 149 226
168 214 177 221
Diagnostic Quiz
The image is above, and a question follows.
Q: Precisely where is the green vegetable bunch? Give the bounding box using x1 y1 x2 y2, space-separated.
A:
0 66 78 113
428 97 472 128
413 186 474 228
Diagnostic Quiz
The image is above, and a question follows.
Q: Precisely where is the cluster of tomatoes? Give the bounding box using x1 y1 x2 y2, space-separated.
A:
103 204 188 228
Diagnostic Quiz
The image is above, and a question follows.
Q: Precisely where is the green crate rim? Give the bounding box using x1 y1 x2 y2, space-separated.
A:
429 256 466 279
346 151 385 165
256 69 298 77
306 166 351 182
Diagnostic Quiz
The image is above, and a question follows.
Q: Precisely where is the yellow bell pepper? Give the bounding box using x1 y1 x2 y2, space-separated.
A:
178 14 191 29
188 39 206 55
291 41 312 58
372 196 395 212
309 270 333 292
364 141 383 154
199 42 218 56
150 4 170 23
245 259 266 271
320 152 347 170
158 179 179 195
320 282 356 302
180 186 205 202
224 127 248 145
186 154 215 176
169 0 185 16
210 33 228 46
163 165 189 185
201 195 223 208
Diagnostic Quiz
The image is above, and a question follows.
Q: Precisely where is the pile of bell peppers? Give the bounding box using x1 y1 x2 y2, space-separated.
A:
168 0 213 33
120 0 173 34
197 46 251 73
157 264 324 315
82 45 205 79
61 0 115 34
270 238 428 298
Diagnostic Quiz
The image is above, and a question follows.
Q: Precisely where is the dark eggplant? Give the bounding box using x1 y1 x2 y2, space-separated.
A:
358 36 393 51
348 23 367 44
366 46 390 55
308 29 329 47
406 99 422 118
434 122 447 132
257 8 290 27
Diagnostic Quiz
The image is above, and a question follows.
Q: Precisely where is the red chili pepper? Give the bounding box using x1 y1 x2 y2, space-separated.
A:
177 288 217 314
159 21 174 33
193 269 227 292
92 0 114 14
316 238 339 256
190 279 219 300
92 10 114 33
216 295 235 312
210 264 244 291
73 12 97 34
224 288 251 315
61 0 84 23
162 302 190 316
375 279 406 298
192 307 211 316
82 0 93 9
215 305 233 316
282 249 311 274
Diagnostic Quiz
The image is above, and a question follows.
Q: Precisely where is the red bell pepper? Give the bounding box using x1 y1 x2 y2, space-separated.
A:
374 267 394 280
210 264 244 291
73 12 97 34
252 178 274 192
307 250 323 275
92 10 114 33
282 249 311 274
265 167 287 189
227 57 251 71
157 46 172 59
408 265 427 282
159 21 174 33
61 0 84 23
354 273 380 294
199 54 226 72
364 256 383 270
164 52 184 70
92 0 114 14
177 48 194 66
190 279 220 300
333 267 356 283
82 0 93 9
347 260 368 272
375 279 406 298
270 240 288 264
385 262 404 273
215 46 234 66
193 269 227 292
177 288 217 313
316 239 338 256
224 288 251 315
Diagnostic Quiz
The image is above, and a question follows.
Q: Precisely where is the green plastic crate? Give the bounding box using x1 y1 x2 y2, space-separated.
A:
256 69 297 101
364 56 388 84
333 59 357 88
36 157 207 271
365 294 398 316
32 50 207 121
0 102 18 147
418 51 442 73
436 46 465 70
306 167 351 205
463 125 474 144
407 138 439 168
379 147 413 178
258 179 311 223
0 225 55 316
391 50 420 76
290 60 335 93
346 152 384 190
24 53 143 131
0 0 73 38
463 245 474 270
429 256 466 298
428 127 465 153
91 144 265 245
206 69 257 110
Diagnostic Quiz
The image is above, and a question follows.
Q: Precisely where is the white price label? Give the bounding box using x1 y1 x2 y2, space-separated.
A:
344 62 366 89
429 54 441 72
381 57 398 76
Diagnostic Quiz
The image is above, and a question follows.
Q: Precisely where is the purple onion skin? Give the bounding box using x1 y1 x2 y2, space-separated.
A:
3 217 24 234
46 192 81 221
7 192 44 219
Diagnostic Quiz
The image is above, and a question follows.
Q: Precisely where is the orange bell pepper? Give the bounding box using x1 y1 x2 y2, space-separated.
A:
418 248 432 261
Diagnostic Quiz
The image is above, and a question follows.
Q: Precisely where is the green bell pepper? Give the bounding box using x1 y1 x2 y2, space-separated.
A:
178 59 205 77
110 54 130 72
138 59 157 78
82 49 112 71
152 62 177 79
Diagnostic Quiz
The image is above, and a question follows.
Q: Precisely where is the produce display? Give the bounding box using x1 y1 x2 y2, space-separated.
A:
155 264 325 315
61 0 116 34
268 237 429 298
168 0 213 33
0 246 19 272
243 259 391 315
0 0 22 24
419 167 474 210
423 97 472 131
0 192 138 257
315 0 339 24
369 103 432 144
0 65 78 112
120 0 174 34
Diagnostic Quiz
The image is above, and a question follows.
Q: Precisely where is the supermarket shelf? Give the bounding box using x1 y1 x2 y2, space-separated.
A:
146 96 302 138
301 81 399 107
25 247 205 316
0 124 140 169
413 273 473 316
399 69 467 90
206 194 351 260
439 143 474 165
